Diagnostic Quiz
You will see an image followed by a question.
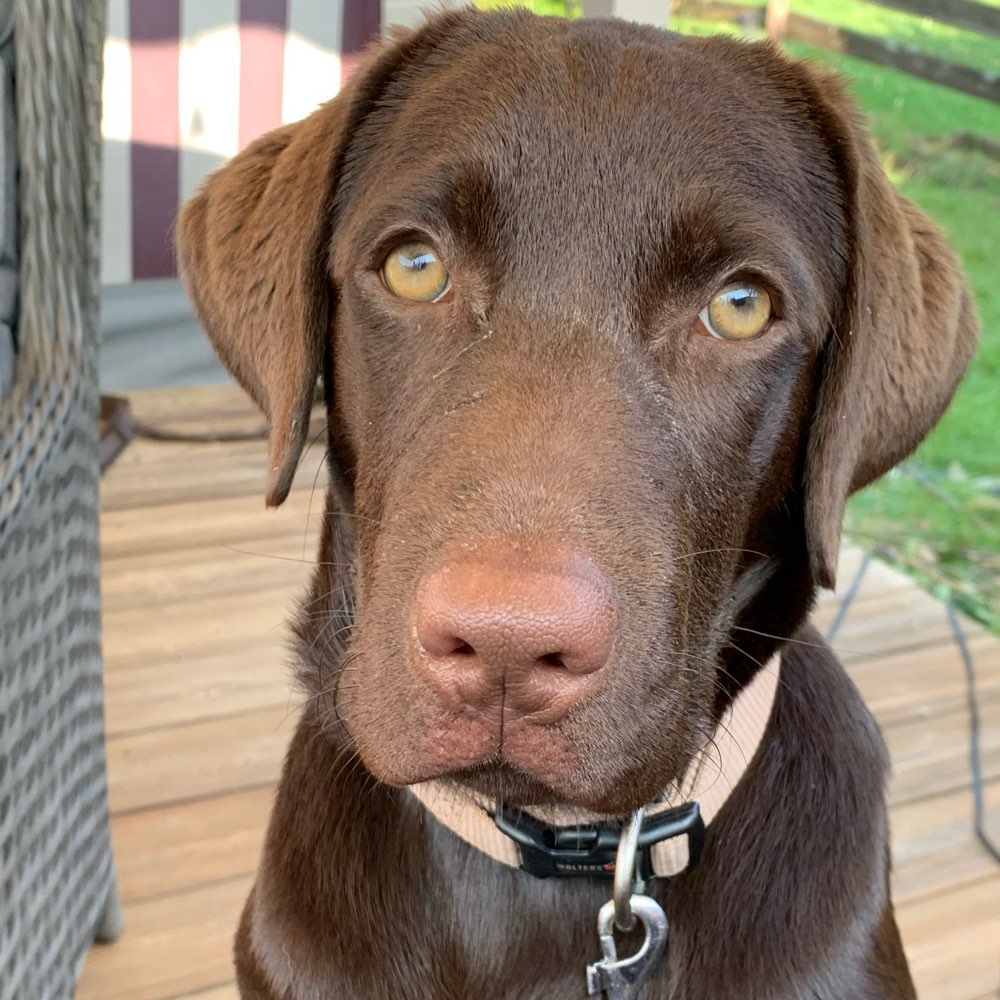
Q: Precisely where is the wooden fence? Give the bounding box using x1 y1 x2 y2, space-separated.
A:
674 0 1000 103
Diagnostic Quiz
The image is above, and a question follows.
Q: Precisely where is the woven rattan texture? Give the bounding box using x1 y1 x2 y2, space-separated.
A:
0 0 117 996
0 0 102 525
0 407 114 997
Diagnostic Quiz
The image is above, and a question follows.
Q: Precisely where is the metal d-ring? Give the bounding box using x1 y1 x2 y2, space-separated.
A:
613 807 645 931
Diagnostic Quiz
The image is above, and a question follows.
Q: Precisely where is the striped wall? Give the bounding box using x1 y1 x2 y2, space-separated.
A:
101 0 381 285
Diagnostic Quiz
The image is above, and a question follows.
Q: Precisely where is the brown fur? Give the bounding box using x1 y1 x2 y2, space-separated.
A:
176 8 977 997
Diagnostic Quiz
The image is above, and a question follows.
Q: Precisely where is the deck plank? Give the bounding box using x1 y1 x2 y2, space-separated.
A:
111 788 272 905
897 876 1000 1000
891 778 1000 905
106 704 298 815
103 642 292 737
99 489 327 560
101 534 322 612
885 698 1000 807
848 633 1000 724
80 876 253 1000
173 988 240 1000
76 384 1000 999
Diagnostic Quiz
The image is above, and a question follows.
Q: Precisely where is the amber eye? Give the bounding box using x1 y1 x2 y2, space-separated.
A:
699 282 773 340
381 241 450 302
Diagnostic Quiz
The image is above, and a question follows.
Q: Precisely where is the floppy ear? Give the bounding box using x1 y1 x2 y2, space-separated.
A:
799 66 978 588
177 104 347 506
176 11 476 506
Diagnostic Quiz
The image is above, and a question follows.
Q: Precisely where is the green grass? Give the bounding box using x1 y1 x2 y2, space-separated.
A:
787 0 1000 74
668 0 1000 71
845 465 1000 631
477 0 1000 629
478 0 581 14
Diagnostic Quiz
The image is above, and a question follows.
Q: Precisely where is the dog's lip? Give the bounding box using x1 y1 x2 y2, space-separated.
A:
366 707 586 792
426 761 577 810
394 716 616 810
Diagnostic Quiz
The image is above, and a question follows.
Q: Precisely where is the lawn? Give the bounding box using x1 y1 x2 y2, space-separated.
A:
478 0 1000 630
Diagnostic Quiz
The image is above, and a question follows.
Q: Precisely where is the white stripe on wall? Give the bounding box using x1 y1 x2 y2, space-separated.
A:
179 0 241 205
383 0 427 30
282 0 342 125
101 0 133 285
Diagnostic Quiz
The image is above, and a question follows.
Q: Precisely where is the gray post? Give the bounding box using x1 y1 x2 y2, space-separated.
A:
581 0 669 27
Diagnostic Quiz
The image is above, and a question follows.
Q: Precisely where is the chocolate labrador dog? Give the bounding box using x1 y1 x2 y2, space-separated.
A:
177 7 977 998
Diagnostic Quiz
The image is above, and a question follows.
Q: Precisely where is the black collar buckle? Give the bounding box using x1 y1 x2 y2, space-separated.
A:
492 800 704 880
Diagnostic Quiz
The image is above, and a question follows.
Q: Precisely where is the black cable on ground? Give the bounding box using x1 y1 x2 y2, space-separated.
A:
946 599 1000 866
825 549 873 643
826 548 998 867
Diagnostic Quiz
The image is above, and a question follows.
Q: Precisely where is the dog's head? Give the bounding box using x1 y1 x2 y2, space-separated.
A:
177 9 976 815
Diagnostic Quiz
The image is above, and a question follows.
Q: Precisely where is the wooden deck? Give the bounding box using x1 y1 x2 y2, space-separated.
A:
77 383 1000 999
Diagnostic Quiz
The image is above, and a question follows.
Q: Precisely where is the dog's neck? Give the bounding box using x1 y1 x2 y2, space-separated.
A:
408 654 781 880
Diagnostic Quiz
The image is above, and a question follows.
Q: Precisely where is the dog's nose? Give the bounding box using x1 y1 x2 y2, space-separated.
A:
414 547 615 720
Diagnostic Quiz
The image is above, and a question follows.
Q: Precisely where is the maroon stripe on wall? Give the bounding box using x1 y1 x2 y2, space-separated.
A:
130 1 181 279
239 0 288 150
340 0 381 83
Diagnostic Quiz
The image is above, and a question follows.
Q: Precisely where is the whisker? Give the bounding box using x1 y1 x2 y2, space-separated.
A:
432 329 493 380
220 544 350 569
304 435 331 559
732 624 874 658
330 509 391 529
669 547 769 562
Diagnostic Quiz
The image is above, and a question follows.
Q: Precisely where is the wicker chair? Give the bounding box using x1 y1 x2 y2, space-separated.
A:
0 1 122 995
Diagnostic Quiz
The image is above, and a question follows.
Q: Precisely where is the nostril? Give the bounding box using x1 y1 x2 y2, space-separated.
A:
538 651 566 669
422 628 477 658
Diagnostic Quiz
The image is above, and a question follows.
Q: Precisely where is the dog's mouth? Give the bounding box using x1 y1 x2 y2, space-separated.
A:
444 757 575 810
345 684 696 816
380 704 593 803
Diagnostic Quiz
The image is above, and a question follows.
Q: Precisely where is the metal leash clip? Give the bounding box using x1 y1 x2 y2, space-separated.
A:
585 808 669 999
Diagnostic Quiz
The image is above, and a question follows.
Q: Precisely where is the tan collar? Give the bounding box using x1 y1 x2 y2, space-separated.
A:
408 654 781 879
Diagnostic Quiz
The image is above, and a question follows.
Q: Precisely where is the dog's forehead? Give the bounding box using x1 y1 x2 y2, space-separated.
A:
336 16 845 313
371 21 823 205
